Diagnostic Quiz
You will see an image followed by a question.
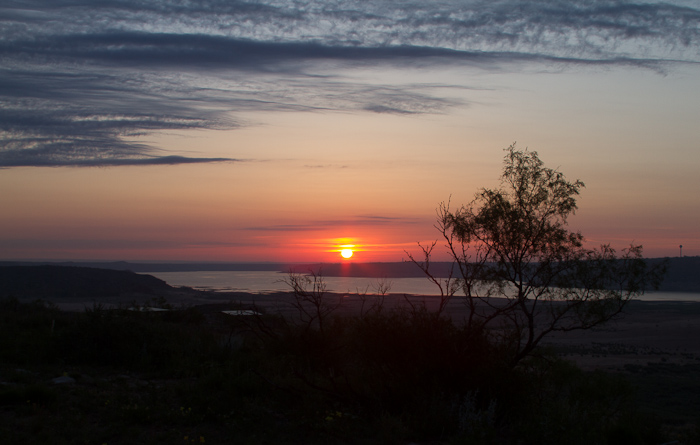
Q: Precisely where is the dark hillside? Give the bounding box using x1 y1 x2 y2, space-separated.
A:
0 265 172 299
652 256 700 292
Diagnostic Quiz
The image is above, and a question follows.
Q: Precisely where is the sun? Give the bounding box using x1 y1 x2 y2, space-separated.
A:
335 240 357 259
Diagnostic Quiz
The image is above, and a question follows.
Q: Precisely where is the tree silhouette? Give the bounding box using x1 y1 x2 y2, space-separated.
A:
408 144 664 366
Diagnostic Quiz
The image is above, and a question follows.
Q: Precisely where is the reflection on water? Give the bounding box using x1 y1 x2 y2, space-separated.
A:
147 271 700 302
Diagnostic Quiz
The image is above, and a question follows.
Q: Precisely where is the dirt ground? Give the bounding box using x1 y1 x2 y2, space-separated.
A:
542 300 700 371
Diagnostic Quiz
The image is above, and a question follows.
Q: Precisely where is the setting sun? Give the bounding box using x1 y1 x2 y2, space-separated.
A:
340 249 353 259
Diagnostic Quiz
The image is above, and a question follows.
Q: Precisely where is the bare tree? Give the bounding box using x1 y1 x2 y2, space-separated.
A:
280 269 342 333
409 144 664 366
356 278 392 318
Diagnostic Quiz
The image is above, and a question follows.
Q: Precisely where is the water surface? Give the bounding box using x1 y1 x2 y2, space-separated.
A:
148 271 700 301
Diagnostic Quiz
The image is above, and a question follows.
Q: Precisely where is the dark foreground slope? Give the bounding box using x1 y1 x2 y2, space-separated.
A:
0 265 172 300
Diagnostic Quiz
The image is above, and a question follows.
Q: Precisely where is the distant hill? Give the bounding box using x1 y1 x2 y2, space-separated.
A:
0 265 173 299
652 256 700 292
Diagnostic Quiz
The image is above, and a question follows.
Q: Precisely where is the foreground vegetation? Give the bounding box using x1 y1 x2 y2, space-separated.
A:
1 296 698 444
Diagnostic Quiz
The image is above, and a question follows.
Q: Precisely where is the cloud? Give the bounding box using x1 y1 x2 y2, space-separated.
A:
303 164 349 169
1 0 699 167
247 215 420 232
0 153 236 168
0 237 254 251
6 1 699 60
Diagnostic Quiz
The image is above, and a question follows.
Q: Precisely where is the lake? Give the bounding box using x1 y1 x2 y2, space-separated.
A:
147 270 700 302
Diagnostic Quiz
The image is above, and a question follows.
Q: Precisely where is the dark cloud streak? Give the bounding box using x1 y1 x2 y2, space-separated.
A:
0 154 236 168
246 215 420 232
4 31 689 70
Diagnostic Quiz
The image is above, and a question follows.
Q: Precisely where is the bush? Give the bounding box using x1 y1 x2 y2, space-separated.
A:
253 305 508 440
0 297 64 365
55 305 220 375
250 292 663 443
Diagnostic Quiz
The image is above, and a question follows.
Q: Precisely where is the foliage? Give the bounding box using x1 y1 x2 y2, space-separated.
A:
408 144 665 366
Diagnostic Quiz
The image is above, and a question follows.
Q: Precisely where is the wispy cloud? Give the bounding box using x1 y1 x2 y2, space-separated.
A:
247 215 420 232
303 164 349 169
2 0 698 167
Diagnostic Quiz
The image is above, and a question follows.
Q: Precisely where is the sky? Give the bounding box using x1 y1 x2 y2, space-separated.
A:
1 0 699 262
